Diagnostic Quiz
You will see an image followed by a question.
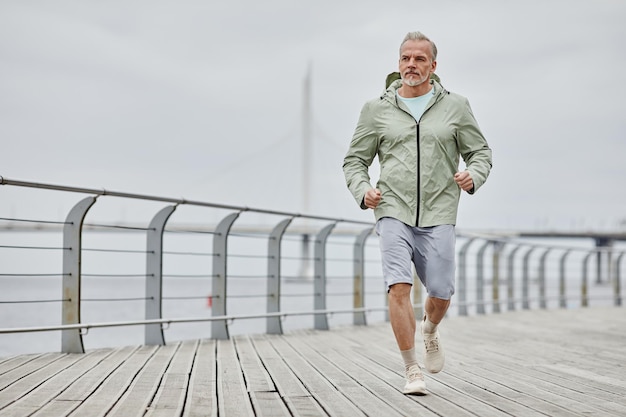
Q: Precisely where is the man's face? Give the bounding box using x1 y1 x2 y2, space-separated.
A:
399 40 437 87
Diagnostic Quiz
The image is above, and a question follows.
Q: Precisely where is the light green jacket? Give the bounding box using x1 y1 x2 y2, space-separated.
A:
343 79 492 227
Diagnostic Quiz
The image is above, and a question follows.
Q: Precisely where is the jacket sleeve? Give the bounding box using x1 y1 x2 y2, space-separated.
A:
343 101 379 209
457 98 492 194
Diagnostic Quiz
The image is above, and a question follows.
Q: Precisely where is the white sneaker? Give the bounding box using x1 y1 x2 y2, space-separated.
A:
403 364 427 395
421 317 445 373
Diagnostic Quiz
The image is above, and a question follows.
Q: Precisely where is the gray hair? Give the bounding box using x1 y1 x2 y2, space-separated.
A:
399 32 437 61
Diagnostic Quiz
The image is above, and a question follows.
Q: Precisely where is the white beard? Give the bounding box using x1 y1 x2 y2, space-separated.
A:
402 72 429 87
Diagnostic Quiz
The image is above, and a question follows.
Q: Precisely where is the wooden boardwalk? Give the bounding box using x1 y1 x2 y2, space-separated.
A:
0 307 625 416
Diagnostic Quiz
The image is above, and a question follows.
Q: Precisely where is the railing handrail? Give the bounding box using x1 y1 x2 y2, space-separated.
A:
0 176 371 226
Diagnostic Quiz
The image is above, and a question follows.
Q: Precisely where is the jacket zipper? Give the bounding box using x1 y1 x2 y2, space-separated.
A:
415 122 420 226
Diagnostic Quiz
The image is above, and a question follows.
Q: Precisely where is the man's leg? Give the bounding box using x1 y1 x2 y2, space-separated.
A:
424 296 450 325
388 283 415 350
388 282 426 395
414 225 455 374
420 296 449 373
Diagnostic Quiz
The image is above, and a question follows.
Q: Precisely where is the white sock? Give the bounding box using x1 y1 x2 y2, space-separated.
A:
423 318 438 334
400 348 419 372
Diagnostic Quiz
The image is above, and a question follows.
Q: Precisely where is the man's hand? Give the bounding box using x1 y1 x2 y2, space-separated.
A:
454 171 474 192
364 188 382 209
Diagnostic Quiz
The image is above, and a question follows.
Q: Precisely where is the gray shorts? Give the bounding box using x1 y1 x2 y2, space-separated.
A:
375 217 456 299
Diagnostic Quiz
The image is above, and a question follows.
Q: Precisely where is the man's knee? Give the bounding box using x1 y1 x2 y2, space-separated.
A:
388 283 412 301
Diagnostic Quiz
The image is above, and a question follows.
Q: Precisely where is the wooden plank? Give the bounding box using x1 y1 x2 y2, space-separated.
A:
67 345 159 417
250 391 291 417
182 339 217 417
0 353 86 411
251 334 327 417
326 329 493 417
106 343 179 417
442 312 626 415
0 349 113 416
282 331 409 417
0 353 65 390
282 395 327 417
451 356 625 416
29 399 81 417
56 346 139 401
234 336 274 392
144 339 198 417
0 353 46 376
248 335 310 399
216 339 254 417
335 323 552 417
266 334 367 417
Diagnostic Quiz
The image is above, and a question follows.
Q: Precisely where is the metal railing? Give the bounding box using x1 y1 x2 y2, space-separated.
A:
1 176 624 355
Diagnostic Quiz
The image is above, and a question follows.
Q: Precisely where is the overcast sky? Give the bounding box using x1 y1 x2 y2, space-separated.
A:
1 0 625 231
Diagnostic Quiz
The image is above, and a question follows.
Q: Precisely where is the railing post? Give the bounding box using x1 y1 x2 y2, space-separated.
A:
145 205 177 346
492 241 505 313
506 245 521 311
314 223 336 331
558 250 571 309
522 247 535 310
475 240 491 315
353 227 373 326
62 196 97 354
615 252 624 307
266 217 293 334
582 252 592 308
457 238 475 316
538 248 551 309
211 212 240 340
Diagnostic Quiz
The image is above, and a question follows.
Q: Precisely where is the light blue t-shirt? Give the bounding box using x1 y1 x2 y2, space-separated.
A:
396 87 434 121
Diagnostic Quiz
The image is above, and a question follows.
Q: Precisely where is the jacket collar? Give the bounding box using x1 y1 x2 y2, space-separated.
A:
382 79 447 104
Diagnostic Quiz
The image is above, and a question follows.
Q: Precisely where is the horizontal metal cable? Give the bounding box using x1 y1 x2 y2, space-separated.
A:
0 217 68 225
0 244 69 251
82 274 153 278
327 276 359 280
0 299 68 304
83 297 150 302
228 232 270 240
227 275 267 279
164 229 218 235
163 251 217 257
162 274 217 278
324 258 353 263
0 273 68 277
228 254 269 260
82 248 149 254
227 294 268 299
280 276 314 281
83 223 152 231
281 256 316 261
163 296 210 301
